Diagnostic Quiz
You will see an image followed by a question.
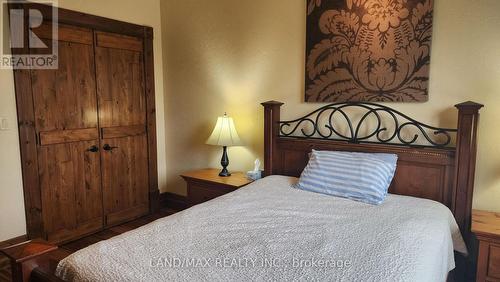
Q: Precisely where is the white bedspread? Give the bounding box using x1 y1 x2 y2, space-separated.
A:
56 176 467 282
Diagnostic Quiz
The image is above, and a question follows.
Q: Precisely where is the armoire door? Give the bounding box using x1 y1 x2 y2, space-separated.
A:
95 31 150 226
31 24 103 242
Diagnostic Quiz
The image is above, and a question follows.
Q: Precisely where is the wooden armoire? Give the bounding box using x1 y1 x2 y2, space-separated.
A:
11 3 159 243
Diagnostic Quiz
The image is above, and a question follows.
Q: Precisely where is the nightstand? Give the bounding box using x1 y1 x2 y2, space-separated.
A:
472 210 500 282
180 168 253 206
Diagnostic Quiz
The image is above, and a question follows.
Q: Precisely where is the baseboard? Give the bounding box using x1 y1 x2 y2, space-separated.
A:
159 192 188 211
0 234 28 249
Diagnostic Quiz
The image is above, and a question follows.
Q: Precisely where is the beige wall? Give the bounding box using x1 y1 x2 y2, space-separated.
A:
0 32 25 241
161 0 500 214
0 0 167 241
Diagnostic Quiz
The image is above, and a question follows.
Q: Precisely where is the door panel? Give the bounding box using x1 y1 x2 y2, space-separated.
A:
39 128 99 146
31 24 103 242
96 31 143 52
101 135 149 225
38 141 103 242
95 45 146 128
32 39 97 132
35 23 94 45
101 125 145 139
95 31 149 225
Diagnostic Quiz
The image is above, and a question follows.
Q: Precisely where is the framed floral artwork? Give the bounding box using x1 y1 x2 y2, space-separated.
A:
305 0 434 102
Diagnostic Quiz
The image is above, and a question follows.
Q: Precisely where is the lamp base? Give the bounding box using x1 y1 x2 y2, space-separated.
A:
219 146 231 177
219 168 231 177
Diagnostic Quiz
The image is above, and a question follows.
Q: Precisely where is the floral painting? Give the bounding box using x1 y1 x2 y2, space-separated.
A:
306 0 434 102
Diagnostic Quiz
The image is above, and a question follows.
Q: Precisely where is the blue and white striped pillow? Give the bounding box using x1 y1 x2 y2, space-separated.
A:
295 150 398 205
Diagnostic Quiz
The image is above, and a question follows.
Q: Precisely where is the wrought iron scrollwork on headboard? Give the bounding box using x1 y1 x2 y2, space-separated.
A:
279 102 457 148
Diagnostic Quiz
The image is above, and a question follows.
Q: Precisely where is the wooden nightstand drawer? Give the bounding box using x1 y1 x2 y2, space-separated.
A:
181 169 253 207
489 245 500 279
188 183 233 205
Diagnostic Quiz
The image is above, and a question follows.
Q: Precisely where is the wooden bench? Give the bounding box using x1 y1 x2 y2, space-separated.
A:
1 240 69 282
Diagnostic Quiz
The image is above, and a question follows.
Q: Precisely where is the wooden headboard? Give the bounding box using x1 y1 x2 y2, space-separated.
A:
261 101 482 242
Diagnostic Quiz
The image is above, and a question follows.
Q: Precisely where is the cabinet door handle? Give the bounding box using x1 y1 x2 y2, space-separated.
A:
103 144 118 151
86 145 99 153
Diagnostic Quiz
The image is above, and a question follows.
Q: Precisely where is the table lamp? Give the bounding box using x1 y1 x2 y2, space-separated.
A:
206 113 242 177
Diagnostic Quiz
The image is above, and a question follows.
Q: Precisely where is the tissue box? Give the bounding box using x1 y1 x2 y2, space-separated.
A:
246 170 263 181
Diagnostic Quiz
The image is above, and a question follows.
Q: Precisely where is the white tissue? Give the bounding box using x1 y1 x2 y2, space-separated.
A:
253 159 261 173
247 159 262 180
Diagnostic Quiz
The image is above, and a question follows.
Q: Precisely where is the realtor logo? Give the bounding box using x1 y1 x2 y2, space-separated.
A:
1 0 58 69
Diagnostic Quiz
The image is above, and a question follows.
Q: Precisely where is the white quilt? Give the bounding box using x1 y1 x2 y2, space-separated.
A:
56 176 467 282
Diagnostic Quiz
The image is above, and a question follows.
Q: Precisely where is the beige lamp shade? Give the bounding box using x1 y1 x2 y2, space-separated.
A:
206 114 242 147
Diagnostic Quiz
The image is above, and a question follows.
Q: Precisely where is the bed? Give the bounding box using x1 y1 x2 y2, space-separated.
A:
56 176 467 282
2 101 483 282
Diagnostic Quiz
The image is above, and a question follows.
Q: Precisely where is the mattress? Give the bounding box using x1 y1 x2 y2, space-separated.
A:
56 176 467 282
